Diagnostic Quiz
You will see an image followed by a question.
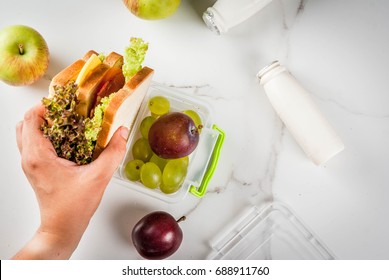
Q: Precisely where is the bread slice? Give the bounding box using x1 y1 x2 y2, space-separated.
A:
49 50 124 118
75 52 123 117
48 50 97 97
93 66 154 158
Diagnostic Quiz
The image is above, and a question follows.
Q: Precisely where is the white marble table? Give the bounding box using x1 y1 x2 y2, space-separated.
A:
1 0 388 259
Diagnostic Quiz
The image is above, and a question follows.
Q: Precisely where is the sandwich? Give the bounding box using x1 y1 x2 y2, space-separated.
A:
41 38 154 164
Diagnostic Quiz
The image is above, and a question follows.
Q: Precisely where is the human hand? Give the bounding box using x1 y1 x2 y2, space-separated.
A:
12 104 128 259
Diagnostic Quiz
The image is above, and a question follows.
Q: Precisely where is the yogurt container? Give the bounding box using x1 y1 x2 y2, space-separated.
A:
257 61 344 165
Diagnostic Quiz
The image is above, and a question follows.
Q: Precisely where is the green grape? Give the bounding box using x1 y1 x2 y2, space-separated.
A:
124 159 144 181
161 158 189 194
181 156 189 166
150 153 168 172
183 109 203 132
151 112 161 119
140 116 156 139
148 96 170 116
140 162 162 189
132 138 153 162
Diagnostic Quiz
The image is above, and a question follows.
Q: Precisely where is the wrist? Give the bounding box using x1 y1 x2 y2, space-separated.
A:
12 228 81 260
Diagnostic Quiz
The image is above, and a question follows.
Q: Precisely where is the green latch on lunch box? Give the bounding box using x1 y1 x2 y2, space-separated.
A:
189 124 225 198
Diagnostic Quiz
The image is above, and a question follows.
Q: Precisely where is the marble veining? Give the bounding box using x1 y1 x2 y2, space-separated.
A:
1 0 389 259
296 0 306 15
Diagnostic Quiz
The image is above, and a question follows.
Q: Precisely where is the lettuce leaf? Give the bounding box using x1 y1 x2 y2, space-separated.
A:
98 53 106 62
85 94 115 141
42 84 115 165
122 37 148 82
42 81 94 165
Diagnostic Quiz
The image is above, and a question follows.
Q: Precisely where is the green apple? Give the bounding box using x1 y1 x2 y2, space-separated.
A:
0 25 49 86
123 0 181 20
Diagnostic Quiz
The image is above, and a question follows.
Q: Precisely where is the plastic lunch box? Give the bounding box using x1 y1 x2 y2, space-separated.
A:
113 85 333 259
114 83 225 203
207 202 335 260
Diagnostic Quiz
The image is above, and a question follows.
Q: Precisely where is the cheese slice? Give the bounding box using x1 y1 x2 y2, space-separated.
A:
75 53 102 86
48 50 97 98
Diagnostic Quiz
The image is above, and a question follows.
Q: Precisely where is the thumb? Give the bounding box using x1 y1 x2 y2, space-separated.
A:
92 126 129 177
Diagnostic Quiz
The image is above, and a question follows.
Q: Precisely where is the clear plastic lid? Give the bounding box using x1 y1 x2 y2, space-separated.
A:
207 202 335 260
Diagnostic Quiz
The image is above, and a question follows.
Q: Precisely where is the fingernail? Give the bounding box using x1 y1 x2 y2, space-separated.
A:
120 126 129 140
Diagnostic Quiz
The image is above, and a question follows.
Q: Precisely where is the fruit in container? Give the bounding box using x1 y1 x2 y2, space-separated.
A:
161 157 188 194
126 95 202 194
125 159 144 181
123 0 181 20
132 138 153 162
148 95 170 116
140 162 162 189
183 109 203 133
140 115 156 139
132 211 185 259
149 154 168 171
0 25 49 86
148 112 200 159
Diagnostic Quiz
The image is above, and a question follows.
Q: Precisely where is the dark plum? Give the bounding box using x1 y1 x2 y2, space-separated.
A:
148 112 199 159
132 211 185 260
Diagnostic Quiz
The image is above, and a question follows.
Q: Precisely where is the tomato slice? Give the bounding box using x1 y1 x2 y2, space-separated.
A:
90 68 125 117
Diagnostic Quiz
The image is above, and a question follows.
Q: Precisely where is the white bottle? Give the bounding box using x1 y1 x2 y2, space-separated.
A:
257 61 344 165
203 0 274 35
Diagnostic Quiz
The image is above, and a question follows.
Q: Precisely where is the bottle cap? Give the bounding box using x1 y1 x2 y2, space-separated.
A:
203 8 222 35
257 61 279 80
257 61 288 85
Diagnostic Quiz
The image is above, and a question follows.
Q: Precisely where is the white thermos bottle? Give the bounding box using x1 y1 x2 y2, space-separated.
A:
203 0 274 35
257 61 344 165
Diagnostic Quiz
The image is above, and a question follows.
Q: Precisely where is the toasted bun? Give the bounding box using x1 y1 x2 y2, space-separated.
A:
93 67 154 158
48 50 97 98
